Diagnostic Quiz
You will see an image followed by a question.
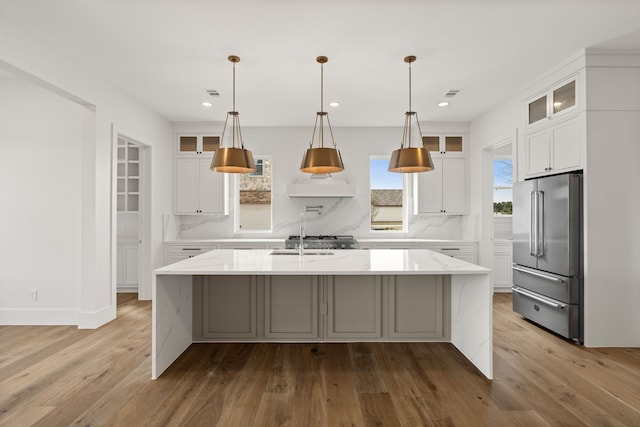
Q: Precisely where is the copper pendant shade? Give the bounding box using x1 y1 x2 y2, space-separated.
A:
300 56 344 174
210 55 256 174
388 56 434 173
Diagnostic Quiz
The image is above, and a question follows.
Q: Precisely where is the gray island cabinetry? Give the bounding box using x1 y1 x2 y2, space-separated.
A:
153 249 492 379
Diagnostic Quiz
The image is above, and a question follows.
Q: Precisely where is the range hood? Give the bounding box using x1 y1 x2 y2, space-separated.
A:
287 174 355 198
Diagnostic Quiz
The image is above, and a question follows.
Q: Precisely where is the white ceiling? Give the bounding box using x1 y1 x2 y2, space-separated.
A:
1 0 639 127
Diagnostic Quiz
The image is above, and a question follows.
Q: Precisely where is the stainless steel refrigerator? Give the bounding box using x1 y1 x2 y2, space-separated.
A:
512 172 583 342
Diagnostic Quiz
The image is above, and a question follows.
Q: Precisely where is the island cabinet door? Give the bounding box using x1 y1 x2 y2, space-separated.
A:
327 276 381 338
388 275 444 338
198 276 257 339
264 276 319 339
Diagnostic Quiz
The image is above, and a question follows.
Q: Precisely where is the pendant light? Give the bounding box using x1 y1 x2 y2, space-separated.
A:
300 56 344 174
388 55 434 173
210 55 256 173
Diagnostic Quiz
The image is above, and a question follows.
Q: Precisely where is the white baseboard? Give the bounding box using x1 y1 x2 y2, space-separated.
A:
494 286 513 293
78 304 116 329
0 308 79 325
117 285 138 293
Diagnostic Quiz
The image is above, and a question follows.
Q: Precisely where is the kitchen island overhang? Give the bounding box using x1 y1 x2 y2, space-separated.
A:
152 249 492 379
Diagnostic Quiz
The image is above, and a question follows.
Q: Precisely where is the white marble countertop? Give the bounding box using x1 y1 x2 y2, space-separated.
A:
154 249 490 276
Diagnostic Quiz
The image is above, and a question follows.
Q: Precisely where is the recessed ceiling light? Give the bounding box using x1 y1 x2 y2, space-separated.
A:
438 101 449 107
202 101 213 107
329 101 340 108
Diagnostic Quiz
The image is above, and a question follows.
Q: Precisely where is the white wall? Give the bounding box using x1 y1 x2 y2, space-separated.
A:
469 97 519 269
0 79 84 323
582 55 640 346
0 17 173 325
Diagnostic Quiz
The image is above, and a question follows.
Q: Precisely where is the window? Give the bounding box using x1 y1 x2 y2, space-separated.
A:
238 157 272 231
370 157 405 231
493 158 512 215
249 159 264 177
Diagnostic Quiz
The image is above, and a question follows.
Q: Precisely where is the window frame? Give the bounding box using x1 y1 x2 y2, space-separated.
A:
493 156 513 217
235 156 273 233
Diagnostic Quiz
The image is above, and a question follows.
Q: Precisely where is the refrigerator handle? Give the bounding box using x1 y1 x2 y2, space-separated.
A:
512 286 567 309
512 265 565 283
530 191 537 256
537 191 545 257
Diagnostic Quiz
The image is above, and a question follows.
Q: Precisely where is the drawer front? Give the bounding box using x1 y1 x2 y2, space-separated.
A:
512 287 580 340
512 265 580 304
428 244 474 254
165 244 217 264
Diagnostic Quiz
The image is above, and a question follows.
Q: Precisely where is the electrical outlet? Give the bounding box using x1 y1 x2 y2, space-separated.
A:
30 289 38 301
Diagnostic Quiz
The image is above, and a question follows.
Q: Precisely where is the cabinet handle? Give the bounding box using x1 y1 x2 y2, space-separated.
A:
441 248 460 251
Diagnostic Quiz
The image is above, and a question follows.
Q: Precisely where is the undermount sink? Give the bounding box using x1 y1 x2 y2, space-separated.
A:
270 251 334 256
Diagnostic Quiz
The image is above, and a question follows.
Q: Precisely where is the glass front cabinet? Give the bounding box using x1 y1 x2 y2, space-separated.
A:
422 135 465 156
526 78 577 127
177 135 220 155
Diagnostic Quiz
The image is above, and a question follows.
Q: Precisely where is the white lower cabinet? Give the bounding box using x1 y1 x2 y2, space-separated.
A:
164 244 218 265
493 240 513 292
388 275 443 338
426 243 477 264
265 276 318 339
116 244 138 292
327 276 381 338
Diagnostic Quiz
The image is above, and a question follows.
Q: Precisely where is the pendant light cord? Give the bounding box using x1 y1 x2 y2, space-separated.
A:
408 59 412 113
319 61 324 148
309 57 338 151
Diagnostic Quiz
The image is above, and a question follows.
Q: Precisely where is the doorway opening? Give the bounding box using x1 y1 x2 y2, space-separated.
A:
482 139 514 293
114 133 150 301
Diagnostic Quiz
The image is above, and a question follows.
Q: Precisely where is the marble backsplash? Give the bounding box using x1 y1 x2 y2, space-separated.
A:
164 205 478 241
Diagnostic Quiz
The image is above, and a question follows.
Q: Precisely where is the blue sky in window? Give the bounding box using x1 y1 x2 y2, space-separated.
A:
370 159 403 189
493 159 513 203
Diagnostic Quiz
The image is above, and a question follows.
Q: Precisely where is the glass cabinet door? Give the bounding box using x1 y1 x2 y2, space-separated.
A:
444 136 463 153
528 95 547 125
553 80 576 114
422 135 464 154
202 136 220 153
422 136 440 152
179 136 198 153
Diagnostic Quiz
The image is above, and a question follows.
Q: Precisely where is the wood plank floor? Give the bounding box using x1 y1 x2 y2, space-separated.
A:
1 293 639 426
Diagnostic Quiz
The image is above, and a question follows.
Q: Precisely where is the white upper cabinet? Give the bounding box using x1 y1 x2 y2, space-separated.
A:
177 135 220 155
174 133 228 215
525 118 581 176
417 133 468 215
422 135 465 157
417 158 467 214
526 78 578 128
521 74 583 179
175 158 228 214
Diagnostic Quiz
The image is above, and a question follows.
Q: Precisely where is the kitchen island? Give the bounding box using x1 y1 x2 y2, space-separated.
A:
153 249 492 379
